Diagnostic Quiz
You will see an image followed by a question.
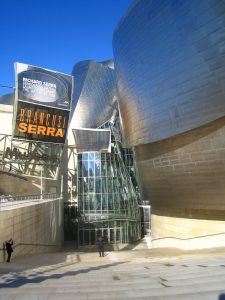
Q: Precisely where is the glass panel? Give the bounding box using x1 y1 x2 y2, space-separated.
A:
110 229 114 243
108 194 114 211
83 178 88 193
78 178 82 195
90 230 95 245
111 164 115 177
84 230 89 245
95 178 101 193
108 221 114 228
103 229 108 242
79 230 83 245
107 162 112 177
95 194 101 211
95 160 101 177
95 153 101 161
89 194 94 210
78 195 83 211
88 161 95 177
114 195 120 211
122 223 126 243
101 161 107 176
84 195 89 211
89 178 94 192
82 153 89 160
116 228 121 243
108 178 112 193
102 178 107 193
78 160 82 177
102 194 108 211
83 161 88 177
88 152 95 160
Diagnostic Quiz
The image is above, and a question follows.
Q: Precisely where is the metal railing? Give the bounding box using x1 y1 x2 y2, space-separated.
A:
0 193 62 210
0 242 60 252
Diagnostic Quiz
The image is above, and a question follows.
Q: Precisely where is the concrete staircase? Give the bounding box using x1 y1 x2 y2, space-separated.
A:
0 248 225 299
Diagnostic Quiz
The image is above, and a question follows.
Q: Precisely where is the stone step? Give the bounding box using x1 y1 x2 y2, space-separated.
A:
1 283 225 300
1 277 225 297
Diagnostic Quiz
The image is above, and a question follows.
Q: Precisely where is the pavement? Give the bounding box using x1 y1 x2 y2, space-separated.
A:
0 247 225 299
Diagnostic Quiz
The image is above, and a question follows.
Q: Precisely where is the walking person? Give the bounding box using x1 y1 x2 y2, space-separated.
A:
5 238 14 262
97 235 104 257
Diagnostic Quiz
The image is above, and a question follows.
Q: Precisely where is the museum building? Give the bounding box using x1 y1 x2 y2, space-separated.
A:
1 0 225 250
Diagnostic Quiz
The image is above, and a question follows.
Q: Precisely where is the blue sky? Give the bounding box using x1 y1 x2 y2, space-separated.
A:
0 0 133 95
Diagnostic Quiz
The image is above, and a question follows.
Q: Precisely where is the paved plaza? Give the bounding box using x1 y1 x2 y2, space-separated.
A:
0 247 225 299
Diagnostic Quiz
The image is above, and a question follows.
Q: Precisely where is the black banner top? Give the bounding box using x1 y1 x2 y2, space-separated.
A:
13 63 73 144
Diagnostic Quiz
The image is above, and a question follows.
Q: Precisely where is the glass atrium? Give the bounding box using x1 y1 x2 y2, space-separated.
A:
77 115 141 245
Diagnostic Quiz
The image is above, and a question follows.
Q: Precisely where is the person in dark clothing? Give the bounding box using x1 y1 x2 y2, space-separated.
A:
97 236 104 257
5 238 14 262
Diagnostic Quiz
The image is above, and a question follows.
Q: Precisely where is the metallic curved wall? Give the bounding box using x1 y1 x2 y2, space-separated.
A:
70 60 116 130
113 0 225 147
113 0 225 248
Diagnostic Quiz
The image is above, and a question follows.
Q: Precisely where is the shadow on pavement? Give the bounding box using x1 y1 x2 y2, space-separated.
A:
0 261 127 288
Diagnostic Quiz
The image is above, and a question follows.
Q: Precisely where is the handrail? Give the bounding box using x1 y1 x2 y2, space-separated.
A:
0 193 63 210
0 193 62 203
0 242 60 252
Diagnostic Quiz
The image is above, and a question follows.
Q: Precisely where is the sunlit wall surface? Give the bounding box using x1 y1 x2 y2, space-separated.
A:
70 60 116 130
113 0 225 249
113 0 225 147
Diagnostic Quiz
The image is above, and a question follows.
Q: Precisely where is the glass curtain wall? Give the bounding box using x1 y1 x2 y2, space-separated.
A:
77 118 141 245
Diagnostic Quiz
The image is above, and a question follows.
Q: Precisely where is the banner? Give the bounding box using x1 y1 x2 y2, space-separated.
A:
13 63 73 144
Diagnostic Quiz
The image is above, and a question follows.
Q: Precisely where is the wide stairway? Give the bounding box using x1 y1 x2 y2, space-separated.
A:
0 248 225 299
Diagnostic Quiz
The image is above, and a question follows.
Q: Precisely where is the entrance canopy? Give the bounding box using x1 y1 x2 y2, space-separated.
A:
72 128 111 153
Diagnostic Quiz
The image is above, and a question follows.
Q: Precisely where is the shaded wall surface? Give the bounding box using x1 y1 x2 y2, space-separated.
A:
0 199 63 262
135 117 225 217
113 0 225 248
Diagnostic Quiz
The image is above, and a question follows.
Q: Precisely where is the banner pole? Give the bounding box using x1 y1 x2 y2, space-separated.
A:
41 166 43 200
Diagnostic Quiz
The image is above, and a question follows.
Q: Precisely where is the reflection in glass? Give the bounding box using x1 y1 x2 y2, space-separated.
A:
95 178 101 193
88 161 95 177
82 153 89 161
89 178 94 192
95 160 101 177
83 161 88 177
88 152 95 160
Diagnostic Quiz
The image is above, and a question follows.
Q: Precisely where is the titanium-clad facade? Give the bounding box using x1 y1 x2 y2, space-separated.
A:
113 0 225 248
113 0 225 147
70 60 116 129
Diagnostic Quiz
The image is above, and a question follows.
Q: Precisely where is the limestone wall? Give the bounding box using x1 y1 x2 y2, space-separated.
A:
152 214 225 250
0 198 63 262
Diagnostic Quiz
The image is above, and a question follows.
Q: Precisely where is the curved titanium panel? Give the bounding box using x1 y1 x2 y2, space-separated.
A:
113 0 225 147
70 60 116 129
